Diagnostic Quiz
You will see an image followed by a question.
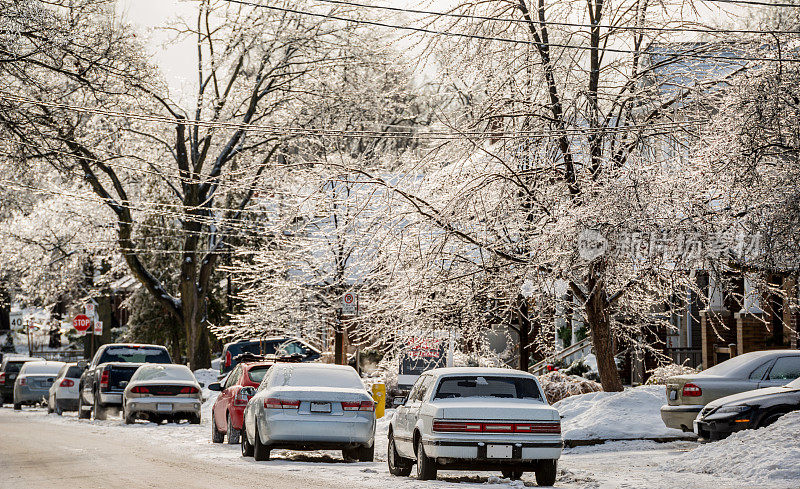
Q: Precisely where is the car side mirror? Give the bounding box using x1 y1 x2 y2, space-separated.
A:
240 386 256 398
77 360 88 370
207 382 222 392
392 396 407 407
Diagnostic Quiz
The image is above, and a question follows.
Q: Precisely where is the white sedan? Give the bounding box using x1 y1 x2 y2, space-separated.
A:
47 363 82 415
387 367 561 484
241 363 376 462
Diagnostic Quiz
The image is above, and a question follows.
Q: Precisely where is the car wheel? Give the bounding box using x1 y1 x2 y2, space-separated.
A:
241 421 254 457
123 404 135 425
189 413 201 425
253 424 270 461
212 415 225 443
227 413 241 444
760 411 787 428
502 469 524 480
415 437 437 481
47 401 54 414
78 395 91 419
357 444 374 462
387 434 412 476
13 401 21 410
92 393 107 420
535 459 557 486
54 402 63 416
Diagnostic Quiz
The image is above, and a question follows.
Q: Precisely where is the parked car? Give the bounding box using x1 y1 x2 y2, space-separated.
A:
0 355 41 404
693 374 800 441
241 363 375 462
661 350 800 432
220 337 320 376
209 360 274 444
78 343 173 420
122 364 202 424
47 362 83 415
13 360 65 410
388 367 561 484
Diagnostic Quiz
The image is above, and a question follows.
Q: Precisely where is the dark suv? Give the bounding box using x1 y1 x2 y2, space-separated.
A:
220 337 320 376
0 356 41 404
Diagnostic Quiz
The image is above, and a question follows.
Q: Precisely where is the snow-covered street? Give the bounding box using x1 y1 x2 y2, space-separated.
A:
1 403 793 489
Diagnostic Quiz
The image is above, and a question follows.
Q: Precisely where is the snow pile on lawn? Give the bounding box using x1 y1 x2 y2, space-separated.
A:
646 364 698 385
554 385 686 441
538 370 601 404
665 411 800 483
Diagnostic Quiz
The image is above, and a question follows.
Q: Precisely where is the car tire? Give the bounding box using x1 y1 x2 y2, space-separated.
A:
760 411 787 428
241 421 254 457
78 395 91 419
212 415 225 443
47 401 54 414
189 413 201 425
93 394 107 420
502 469 524 480
123 405 135 425
253 424 270 461
55 402 63 416
227 413 241 444
13 401 21 410
535 459 557 486
415 438 437 481
387 434 412 476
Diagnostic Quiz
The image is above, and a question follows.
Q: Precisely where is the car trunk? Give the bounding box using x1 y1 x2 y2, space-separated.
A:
23 374 57 391
433 399 560 421
130 380 199 398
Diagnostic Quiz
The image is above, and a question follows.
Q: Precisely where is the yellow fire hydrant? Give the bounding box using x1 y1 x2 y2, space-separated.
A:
371 383 386 419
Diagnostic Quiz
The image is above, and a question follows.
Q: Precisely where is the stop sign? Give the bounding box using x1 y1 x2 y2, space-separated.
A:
73 314 91 333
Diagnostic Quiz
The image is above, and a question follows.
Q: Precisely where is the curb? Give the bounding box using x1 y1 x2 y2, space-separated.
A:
564 436 697 448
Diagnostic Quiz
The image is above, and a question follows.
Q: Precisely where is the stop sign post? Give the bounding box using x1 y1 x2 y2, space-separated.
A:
73 314 91 334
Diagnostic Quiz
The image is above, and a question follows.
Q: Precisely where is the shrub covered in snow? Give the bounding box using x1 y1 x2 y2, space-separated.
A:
538 370 602 404
645 364 698 385
665 411 800 483
554 385 688 441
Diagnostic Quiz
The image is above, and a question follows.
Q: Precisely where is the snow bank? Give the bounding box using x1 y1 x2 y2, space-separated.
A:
538 371 602 404
554 385 687 441
665 411 800 483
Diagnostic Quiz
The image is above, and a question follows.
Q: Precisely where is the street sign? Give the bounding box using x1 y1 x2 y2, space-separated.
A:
73 314 91 333
85 303 95 317
341 292 358 316
9 313 23 331
93 321 103 336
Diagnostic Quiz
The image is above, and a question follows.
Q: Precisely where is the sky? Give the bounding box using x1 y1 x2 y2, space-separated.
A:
115 0 749 105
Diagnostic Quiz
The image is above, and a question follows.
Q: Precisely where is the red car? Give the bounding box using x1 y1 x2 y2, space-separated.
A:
209 361 273 444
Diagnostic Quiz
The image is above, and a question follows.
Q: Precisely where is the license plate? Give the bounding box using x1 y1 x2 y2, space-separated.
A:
156 403 172 412
310 402 331 413
487 444 513 459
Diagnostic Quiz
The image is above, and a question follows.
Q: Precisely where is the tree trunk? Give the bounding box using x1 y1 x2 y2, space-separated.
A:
584 263 624 392
517 296 530 372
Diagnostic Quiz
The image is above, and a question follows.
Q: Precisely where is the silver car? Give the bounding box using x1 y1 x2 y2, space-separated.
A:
661 350 800 431
13 360 65 410
122 364 202 424
241 363 376 462
47 363 82 415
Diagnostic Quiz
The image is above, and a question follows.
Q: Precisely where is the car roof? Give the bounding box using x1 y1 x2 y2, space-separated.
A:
423 367 535 377
102 343 167 349
224 337 302 346
2 356 41 365
241 361 275 369
271 362 352 371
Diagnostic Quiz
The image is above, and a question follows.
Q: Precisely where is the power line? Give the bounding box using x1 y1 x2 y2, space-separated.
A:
220 0 800 63
309 0 800 35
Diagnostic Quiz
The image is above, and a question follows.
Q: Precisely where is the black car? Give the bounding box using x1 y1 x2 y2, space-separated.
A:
220 337 320 376
0 356 41 404
693 376 800 441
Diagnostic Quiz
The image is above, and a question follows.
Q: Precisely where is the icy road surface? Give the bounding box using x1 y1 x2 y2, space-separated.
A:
0 406 791 489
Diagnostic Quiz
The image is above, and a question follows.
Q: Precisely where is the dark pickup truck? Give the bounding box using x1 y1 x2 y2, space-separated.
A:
78 343 172 420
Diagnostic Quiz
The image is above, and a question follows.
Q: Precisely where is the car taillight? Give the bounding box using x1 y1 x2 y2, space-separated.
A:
0 372 5 385
682 383 702 397
264 398 300 409
19 377 26 386
179 386 199 394
342 400 375 411
225 351 231 368
60 379 74 387
131 386 150 394
432 420 561 434
99 367 109 390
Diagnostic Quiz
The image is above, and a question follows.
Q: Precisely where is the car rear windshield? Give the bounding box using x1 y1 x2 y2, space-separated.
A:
274 366 364 390
701 354 762 376
99 347 171 364
4 361 29 374
433 376 543 400
247 365 271 383
133 365 195 382
22 363 64 375
66 366 83 378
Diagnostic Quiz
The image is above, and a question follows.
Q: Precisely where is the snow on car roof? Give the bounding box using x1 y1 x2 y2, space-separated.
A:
425 367 536 377
271 363 364 389
20 361 65 374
